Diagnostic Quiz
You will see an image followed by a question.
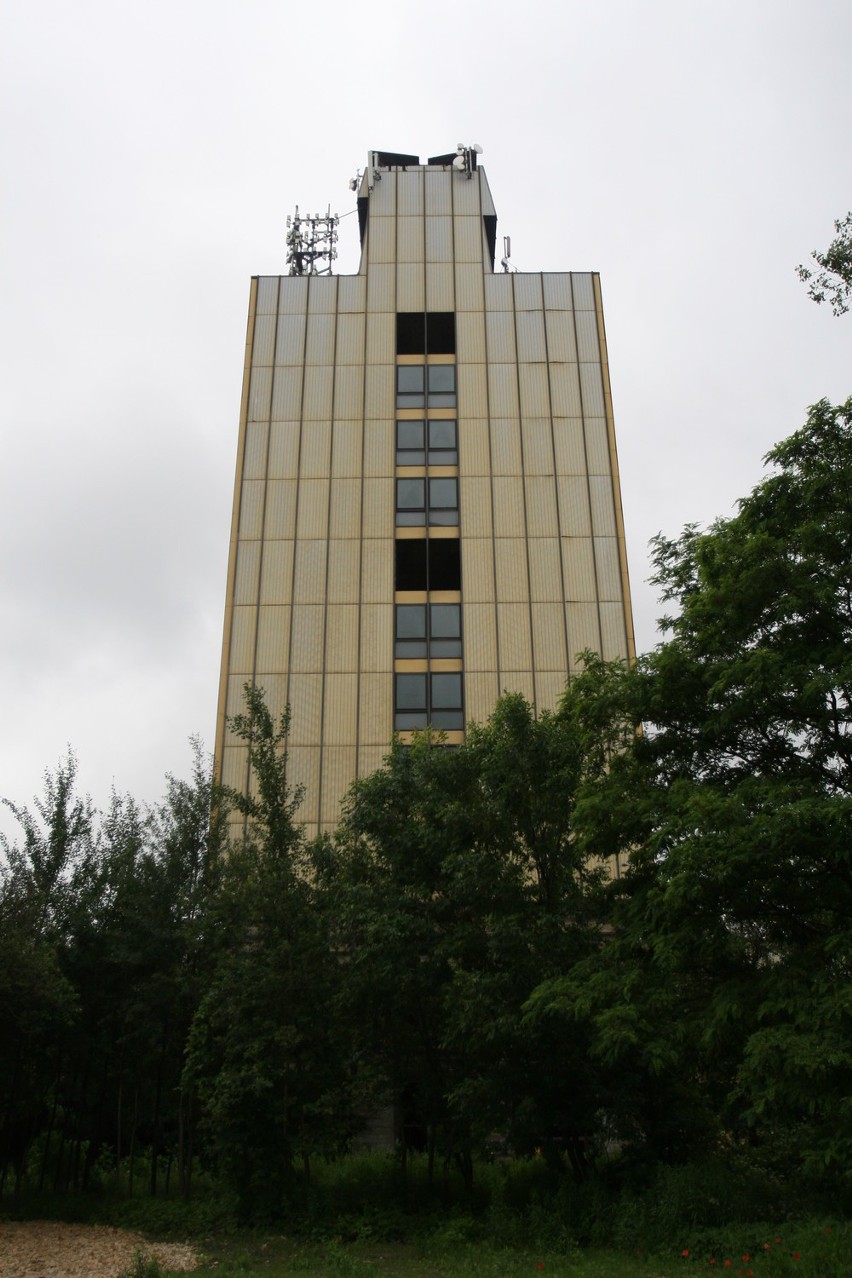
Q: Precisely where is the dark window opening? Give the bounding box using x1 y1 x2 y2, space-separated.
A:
395 538 461 592
426 312 455 354
397 313 426 355
395 672 464 731
483 214 497 271
375 151 420 167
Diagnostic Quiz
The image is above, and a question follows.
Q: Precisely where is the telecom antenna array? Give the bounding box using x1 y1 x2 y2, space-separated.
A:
285 205 339 276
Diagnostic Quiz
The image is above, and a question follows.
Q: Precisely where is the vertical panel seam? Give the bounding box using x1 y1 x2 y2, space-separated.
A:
541 276 572 689
570 273 605 658
510 273 538 714
316 275 340 830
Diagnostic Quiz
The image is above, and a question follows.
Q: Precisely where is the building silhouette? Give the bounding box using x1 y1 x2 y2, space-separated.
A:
215 148 635 836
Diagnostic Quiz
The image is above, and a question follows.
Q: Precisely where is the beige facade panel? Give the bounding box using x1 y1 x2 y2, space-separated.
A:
451 172 481 215
455 311 485 364
304 312 336 365
248 364 273 421
265 479 301 546
579 362 606 416
425 263 454 312
425 215 452 263
575 310 601 364
368 215 396 264
362 477 393 537
549 363 583 417
360 603 393 672
524 475 559 537
565 602 602 667
323 674 358 745
326 539 361 603
274 315 306 366
494 537 530 601
278 277 309 315
536 670 568 713
485 310 516 363
397 263 425 311
479 171 497 218
491 476 526 537
490 417 523 474
358 744 387 779
331 420 361 477
520 417 554 476
220 744 249 794
515 310 547 362
397 171 424 216
542 273 571 311
366 312 395 365
465 670 500 725
361 539 393 602
458 417 490 477
425 169 453 215
455 263 485 311
366 263 395 312
255 276 278 315
337 274 366 313
307 277 337 315
599 601 630 661
544 309 578 362
268 421 300 478
302 366 334 420
359 672 392 744
289 606 324 673
299 420 331 479
484 273 514 311
233 540 261 605
259 539 294 604
397 217 424 264
594 536 623 602
225 673 250 722
333 365 364 419
363 420 393 476
368 167 396 215
532 601 568 670
499 670 535 703
243 421 269 480
552 418 587 476
292 538 327 604
459 476 493 536
461 538 496 603
365 365 394 419
251 314 276 366
321 746 357 824
462 601 498 670
328 477 361 540
528 537 563 602
335 313 365 364
457 362 488 417
562 537 599 601
295 479 329 539
229 606 257 674
557 475 593 536
513 273 543 312
453 216 483 263
255 605 291 673
238 479 266 540
271 367 304 421
584 416 611 474
325 605 359 672
589 475 618 537
286 747 320 823
571 273 596 311
518 363 550 418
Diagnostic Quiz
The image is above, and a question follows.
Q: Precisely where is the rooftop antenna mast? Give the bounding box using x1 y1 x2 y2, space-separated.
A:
285 205 339 276
501 235 514 272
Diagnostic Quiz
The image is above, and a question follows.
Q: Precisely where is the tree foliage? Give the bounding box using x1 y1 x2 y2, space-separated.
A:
797 212 852 316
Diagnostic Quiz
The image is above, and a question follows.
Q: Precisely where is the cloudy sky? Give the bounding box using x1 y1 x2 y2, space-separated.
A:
2 0 849 833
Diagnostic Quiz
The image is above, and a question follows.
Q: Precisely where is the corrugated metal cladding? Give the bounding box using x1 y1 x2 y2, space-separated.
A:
215 160 635 840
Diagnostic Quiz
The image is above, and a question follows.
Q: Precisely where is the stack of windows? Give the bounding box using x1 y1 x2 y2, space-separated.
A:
393 313 463 734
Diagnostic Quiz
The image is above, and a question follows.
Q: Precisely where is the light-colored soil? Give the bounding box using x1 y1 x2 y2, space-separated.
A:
0 1221 200 1278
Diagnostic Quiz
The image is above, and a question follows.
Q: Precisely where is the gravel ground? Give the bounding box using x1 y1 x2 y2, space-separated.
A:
0 1221 200 1277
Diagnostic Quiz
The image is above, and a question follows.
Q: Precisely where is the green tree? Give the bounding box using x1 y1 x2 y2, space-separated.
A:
531 399 852 1178
797 212 852 315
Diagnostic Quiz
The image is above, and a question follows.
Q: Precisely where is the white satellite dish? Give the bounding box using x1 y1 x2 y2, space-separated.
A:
472 143 483 154
452 155 466 170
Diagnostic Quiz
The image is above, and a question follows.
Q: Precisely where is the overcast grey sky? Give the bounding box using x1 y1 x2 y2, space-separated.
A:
1 0 849 834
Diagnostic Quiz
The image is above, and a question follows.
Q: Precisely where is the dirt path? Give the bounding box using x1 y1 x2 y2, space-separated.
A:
0 1221 200 1278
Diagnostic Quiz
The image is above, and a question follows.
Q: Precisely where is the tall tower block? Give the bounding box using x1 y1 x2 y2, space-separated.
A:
215 148 635 836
